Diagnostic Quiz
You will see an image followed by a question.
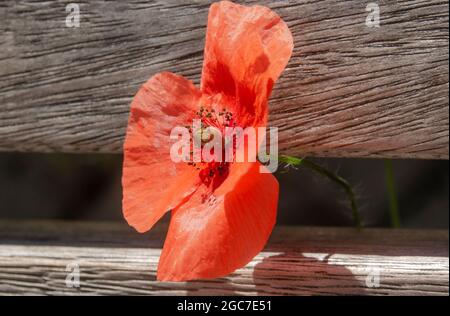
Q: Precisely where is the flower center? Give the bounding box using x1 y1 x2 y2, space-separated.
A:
186 106 238 188
196 106 236 130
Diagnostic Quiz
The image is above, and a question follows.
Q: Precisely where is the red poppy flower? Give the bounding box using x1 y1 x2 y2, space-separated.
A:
122 1 293 281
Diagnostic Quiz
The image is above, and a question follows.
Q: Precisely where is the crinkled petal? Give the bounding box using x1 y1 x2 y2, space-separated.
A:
157 162 279 281
122 72 201 233
201 1 293 127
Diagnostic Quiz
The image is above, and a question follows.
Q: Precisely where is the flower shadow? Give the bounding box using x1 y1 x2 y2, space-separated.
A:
252 252 368 295
182 252 368 296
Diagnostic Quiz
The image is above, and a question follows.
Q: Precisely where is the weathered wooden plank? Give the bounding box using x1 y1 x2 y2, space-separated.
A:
0 220 448 296
0 0 448 158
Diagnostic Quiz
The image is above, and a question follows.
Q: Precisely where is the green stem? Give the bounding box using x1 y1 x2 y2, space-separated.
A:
384 159 400 228
279 155 362 228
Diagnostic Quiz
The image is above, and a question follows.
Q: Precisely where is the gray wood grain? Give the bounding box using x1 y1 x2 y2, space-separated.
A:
0 220 448 296
0 0 448 158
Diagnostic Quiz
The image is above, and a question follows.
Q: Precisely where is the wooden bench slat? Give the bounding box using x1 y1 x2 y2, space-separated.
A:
0 0 448 158
0 220 448 295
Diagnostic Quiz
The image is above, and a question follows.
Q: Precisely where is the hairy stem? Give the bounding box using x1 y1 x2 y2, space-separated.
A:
279 155 362 228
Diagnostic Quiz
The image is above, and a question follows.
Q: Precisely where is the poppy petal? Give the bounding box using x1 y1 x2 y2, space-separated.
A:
122 72 202 233
157 162 279 281
201 1 293 127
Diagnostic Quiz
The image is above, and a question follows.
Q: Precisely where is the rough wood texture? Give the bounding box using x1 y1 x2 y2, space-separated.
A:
0 0 448 158
0 220 448 296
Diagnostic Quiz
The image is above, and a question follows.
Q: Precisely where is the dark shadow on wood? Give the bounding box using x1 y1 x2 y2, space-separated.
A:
252 253 367 295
